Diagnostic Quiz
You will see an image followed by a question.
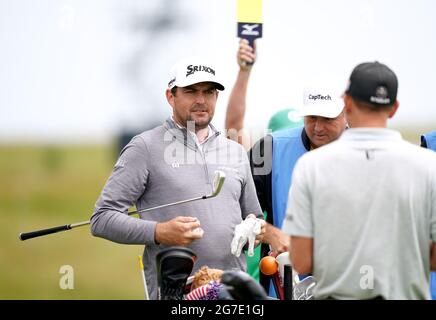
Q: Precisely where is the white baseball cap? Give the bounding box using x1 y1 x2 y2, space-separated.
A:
167 57 225 91
299 87 344 118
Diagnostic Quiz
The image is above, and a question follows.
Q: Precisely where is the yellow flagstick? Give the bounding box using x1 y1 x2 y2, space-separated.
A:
138 255 149 300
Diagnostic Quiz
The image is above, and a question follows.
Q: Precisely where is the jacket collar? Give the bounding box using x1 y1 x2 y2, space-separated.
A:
163 117 221 150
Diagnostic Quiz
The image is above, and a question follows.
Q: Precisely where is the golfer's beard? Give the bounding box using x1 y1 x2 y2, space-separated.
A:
187 114 212 130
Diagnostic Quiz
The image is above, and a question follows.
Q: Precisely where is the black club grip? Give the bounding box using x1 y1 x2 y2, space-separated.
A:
19 224 71 241
284 264 293 300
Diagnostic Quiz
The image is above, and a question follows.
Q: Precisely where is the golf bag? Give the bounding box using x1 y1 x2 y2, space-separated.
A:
155 246 317 300
156 247 197 300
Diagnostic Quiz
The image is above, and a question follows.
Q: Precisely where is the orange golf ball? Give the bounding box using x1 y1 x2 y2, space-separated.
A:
259 256 278 275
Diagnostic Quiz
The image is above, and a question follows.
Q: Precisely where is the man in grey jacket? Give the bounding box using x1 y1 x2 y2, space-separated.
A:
91 57 265 299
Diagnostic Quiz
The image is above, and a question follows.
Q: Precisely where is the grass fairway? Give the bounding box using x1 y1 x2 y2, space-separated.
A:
0 144 144 299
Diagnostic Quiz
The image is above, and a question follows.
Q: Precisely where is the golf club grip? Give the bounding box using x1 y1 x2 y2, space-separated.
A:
284 265 293 300
19 224 72 241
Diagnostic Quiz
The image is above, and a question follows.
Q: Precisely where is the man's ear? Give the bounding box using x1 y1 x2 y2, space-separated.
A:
343 94 352 113
388 100 399 119
166 88 175 108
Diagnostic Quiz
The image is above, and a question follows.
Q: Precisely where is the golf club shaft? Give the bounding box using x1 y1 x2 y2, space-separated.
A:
272 271 284 300
19 195 208 241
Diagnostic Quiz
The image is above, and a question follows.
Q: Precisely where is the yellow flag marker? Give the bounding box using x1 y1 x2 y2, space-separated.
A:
237 0 263 46
138 255 149 300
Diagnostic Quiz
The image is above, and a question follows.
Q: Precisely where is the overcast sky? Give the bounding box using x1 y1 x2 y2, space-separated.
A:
1 0 435 143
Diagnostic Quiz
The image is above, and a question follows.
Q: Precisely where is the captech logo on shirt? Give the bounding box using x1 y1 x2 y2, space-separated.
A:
186 65 216 77
308 94 332 101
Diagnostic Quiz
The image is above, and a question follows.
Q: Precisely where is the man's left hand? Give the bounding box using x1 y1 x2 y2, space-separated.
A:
231 214 265 257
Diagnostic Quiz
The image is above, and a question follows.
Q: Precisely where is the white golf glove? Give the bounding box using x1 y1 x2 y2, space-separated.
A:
231 215 262 257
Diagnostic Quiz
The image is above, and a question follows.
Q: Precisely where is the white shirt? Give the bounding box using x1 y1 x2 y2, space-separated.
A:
282 128 436 299
172 117 214 153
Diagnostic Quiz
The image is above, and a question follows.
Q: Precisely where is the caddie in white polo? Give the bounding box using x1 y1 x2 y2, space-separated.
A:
284 61 436 300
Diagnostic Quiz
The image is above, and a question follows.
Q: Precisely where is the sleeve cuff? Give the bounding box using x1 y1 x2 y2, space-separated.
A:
282 219 313 238
141 220 158 246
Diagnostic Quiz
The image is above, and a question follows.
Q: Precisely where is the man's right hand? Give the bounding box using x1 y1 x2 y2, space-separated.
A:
237 38 256 71
263 223 290 254
154 216 204 246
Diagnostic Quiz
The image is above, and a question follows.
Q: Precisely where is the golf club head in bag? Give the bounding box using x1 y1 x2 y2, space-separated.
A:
219 269 269 300
156 247 197 300
293 276 317 300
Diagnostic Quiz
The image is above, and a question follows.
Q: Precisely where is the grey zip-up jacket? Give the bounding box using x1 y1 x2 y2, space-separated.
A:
91 118 263 299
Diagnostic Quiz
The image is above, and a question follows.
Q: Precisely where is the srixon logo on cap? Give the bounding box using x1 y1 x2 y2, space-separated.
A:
186 65 216 77
308 94 332 101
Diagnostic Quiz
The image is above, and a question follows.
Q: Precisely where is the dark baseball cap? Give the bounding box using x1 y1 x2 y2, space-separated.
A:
345 61 398 106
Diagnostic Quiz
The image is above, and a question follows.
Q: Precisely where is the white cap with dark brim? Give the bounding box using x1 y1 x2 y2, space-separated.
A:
168 57 225 91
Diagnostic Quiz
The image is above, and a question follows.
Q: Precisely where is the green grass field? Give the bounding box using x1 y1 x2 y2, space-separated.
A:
0 144 144 299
